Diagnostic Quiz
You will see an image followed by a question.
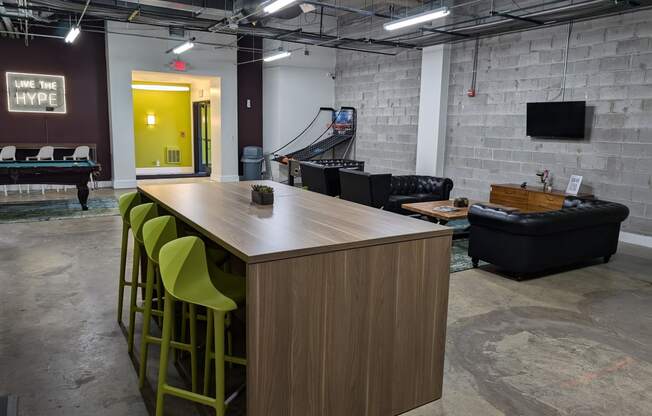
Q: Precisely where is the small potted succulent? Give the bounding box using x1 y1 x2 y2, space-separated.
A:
251 184 274 205
453 197 469 208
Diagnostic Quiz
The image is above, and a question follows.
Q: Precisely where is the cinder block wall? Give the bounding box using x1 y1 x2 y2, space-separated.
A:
446 10 652 236
335 50 422 174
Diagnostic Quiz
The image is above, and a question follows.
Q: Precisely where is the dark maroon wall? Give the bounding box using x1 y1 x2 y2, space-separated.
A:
0 31 112 180
237 36 263 175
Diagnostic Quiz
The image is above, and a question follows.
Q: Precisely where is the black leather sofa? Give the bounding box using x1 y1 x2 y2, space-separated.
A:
339 169 391 208
385 176 454 214
339 171 454 212
299 160 364 197
467 198 629 276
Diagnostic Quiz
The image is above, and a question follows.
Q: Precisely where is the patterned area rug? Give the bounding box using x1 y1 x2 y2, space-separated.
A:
0 197 119 223
435 218 486 273
451 238 486 273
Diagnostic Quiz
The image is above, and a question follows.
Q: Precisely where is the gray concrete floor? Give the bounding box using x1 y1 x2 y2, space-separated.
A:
1 194 652 415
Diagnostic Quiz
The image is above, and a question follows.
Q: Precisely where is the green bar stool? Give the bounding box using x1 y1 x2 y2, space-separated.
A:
117 191 142 326
203 261 247 395
139 215 200 392
157 236 241 416
127 202 159 354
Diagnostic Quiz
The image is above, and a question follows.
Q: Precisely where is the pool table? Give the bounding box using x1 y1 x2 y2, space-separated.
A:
0 160 101 210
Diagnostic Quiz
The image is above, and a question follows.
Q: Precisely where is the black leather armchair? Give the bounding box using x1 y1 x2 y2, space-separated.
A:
467 198 629 276
339 170 391 208
385 176 454 215
299 160 365 197
299 162 342 196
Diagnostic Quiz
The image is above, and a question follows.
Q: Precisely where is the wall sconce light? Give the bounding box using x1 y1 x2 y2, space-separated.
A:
147 114 156 125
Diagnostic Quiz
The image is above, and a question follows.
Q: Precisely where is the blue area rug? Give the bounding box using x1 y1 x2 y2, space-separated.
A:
0 197 119 223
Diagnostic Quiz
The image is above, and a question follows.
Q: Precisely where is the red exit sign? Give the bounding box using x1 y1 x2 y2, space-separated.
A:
170 59 188 71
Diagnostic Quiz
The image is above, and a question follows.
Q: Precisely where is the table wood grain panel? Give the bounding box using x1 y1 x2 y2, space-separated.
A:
139 181 451 263
246 235 451 416
389 237 451 413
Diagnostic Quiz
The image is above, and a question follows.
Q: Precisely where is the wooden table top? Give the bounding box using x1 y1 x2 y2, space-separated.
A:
402 200 473 220
138 181 452 264
402 200 520 220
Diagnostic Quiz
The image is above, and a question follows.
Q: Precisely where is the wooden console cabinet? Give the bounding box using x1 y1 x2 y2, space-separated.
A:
490 183 593 212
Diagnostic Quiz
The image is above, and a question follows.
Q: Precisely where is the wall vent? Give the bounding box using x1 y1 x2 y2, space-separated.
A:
165 146 181 164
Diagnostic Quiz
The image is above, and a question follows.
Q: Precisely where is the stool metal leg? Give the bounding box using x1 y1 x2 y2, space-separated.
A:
127 243 141 354
156 293 175 416
189 304 198 394
139 259 156 388
213 310 226 416
117 223 129 324
203 309 214 397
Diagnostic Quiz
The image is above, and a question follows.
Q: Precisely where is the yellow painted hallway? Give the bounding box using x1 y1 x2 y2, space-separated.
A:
132 82 193 170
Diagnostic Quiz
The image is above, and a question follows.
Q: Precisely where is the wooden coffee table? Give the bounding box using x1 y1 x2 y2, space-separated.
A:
402 200 518 224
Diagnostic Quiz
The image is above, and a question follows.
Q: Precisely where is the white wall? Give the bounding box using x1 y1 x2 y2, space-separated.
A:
105 22 238 187
416 45 450 177
262 40 336 179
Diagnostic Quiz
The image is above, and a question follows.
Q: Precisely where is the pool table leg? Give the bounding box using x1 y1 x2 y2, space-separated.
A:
77 183 90 210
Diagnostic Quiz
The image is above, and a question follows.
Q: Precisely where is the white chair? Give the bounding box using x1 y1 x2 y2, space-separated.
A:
26 146 55 194
64 146 90 161
1 146 21 196
64 146 94 191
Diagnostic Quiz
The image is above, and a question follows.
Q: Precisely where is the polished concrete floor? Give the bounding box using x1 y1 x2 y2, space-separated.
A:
1 193 652 415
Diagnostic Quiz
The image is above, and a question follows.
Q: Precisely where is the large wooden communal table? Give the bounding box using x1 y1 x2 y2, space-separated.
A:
138 180 453 416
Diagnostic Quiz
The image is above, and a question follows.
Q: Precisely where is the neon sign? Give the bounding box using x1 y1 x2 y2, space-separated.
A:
6 72 67 114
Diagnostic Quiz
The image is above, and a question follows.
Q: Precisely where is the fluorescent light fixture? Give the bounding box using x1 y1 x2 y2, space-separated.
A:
383 7 450 31
264 0 297 14
263 50 291 62
146 114 156 125
131 84 190 92
64 26 81 43
172 40 194 54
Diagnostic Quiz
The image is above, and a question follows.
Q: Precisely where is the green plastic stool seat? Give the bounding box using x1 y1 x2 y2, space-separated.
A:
117 192 142 326
127 202 159 354
139 215 200 392
157 236 240 416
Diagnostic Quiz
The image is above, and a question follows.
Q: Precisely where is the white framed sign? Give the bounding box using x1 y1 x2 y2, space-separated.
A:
565 175 583 195
6 72 67 114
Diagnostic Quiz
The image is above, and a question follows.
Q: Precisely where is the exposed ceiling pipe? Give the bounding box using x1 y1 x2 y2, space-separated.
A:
398 0 638 45
0 16 7 37
453 0 611 34
0 0 17 37
301 0 392 19
116 0 232 19
1 0 57 22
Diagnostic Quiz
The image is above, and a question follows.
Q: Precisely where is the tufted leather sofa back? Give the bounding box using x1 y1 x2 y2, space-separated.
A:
390 175 454 198
468 198 629 236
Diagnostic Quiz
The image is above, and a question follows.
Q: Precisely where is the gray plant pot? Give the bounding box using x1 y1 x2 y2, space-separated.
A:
252 190 274 205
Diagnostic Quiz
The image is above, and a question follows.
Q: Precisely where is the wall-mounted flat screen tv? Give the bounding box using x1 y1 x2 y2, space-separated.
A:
526 101 586 139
